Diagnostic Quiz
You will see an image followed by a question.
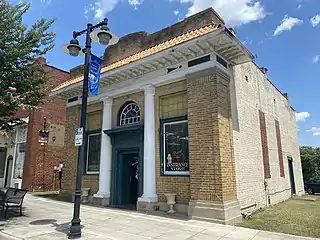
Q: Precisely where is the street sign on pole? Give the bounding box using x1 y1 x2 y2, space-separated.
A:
75 127 83 146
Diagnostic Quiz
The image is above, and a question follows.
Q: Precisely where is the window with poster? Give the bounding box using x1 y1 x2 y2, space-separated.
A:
160 116 189 176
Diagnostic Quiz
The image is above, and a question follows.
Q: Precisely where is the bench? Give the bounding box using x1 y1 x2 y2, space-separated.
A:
0 188 28 218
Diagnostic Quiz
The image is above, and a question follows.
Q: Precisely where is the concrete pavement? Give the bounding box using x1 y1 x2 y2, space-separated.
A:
0 195 317 240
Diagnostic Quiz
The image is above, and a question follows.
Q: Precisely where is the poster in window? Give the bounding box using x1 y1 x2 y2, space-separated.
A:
163 120 189 175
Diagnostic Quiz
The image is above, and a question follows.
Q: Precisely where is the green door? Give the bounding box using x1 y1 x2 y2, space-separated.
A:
113 150 140 209
105 125 144 209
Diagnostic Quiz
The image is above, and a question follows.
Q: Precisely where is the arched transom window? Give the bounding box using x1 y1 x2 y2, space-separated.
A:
119 101 141 126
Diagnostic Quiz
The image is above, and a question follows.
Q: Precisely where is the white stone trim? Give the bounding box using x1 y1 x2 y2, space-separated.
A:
139 85 158 203
94 97 113 198
66 56 230 108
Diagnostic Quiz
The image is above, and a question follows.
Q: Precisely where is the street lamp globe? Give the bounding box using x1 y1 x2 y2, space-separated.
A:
61 39 84 57
90 26 119 46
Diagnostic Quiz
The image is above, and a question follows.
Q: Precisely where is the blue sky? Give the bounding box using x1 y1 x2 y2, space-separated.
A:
12 0 320 146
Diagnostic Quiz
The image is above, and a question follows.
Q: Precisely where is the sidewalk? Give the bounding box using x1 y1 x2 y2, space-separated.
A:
0 195 317 240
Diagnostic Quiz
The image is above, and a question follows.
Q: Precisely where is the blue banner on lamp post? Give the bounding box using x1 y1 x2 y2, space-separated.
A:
89 54 102 96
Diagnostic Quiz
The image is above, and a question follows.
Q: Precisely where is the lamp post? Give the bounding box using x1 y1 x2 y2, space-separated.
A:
38 117 49 190
61 18 118 239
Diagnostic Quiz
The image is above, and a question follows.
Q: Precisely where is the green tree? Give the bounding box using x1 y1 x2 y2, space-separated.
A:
300 146 320 180
0 0 55 130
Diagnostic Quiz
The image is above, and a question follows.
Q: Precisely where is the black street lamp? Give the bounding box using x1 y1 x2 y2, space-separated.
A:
61 18 118 239
38 117 49 191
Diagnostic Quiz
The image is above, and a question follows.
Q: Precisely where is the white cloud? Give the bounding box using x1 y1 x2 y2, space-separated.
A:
310 14 320 27
313 55 320 64
92 0 119 20
297 4 302 9
307 127 320 136
84 4 95 20
295 112 310 122
128 0 144 9
242 38 253 46
177 0 266 27
174 9 180 16
274 15 303 36
40 0 51 5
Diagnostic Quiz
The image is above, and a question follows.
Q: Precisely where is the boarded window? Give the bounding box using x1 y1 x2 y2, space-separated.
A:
275 120 285 177
259 110 271 179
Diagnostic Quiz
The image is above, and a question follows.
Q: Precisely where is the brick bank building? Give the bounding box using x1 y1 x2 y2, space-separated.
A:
51 8 304 224
0 58 69 191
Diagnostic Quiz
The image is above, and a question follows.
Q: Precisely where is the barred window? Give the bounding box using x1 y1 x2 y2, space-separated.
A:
119 101 141 126
86 133 101 174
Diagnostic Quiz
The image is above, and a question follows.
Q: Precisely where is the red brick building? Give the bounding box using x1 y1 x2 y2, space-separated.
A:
0 58 70 192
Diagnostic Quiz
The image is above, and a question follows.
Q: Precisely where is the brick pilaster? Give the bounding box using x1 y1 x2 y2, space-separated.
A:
187 67 237 203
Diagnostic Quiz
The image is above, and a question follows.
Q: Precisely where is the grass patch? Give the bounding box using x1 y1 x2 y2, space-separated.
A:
236 196 320 238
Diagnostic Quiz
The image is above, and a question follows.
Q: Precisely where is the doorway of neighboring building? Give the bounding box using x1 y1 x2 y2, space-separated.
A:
113 151 139 210
5 155 13 187
288 157 296 195
0 147 7 186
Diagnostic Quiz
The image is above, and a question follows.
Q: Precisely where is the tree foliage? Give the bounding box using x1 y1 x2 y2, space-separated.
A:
300 146 320 180
0 0 55 130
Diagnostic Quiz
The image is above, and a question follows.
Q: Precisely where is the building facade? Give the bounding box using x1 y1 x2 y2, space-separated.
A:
0 58 69 192
51 8 304 224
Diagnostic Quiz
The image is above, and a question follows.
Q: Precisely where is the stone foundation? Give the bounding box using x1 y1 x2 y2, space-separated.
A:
92 195 110 206
188 200 241 224
137 198 158 211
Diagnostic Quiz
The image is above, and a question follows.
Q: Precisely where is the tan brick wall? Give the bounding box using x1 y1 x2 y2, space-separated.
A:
155 80 190 204
82 103 102 193
112 92 144 128
61 102 103 195
61 106 80 195
232 62 304 208
82 175 99 194
187 67 237 203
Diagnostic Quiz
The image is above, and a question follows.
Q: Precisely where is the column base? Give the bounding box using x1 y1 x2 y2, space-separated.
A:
188 200 241 225
92 193 110 207
137 196 158 211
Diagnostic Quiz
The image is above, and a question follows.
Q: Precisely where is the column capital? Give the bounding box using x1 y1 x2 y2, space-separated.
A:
101 97 113 106
141 85 155 96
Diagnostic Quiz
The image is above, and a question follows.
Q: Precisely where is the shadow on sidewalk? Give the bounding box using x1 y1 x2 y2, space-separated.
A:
29 219 84 236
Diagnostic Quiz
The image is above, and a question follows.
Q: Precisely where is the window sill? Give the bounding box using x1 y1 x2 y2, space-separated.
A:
84 172 99 175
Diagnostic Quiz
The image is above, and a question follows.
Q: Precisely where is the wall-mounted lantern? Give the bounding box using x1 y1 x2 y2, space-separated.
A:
38 117 49 146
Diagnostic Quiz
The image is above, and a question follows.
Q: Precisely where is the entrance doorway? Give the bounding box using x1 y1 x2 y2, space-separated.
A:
288 157 296 195
105 124 144 210
114 151 139 209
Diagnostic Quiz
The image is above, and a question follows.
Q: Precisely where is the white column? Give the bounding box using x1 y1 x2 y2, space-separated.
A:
94 97 113 199
139 85 158 203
